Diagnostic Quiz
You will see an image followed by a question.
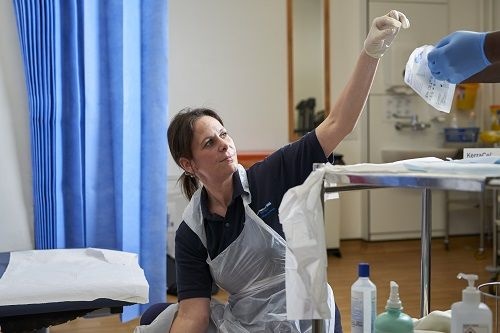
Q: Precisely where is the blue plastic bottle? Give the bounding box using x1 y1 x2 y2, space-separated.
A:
374 281 414 333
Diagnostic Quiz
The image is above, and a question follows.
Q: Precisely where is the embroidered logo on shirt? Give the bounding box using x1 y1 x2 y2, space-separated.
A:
257 202 276 219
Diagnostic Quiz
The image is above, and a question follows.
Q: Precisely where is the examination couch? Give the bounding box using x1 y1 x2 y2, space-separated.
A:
0 248 149 333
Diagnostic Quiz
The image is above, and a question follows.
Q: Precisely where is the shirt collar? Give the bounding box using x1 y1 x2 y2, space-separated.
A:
200 170 245 220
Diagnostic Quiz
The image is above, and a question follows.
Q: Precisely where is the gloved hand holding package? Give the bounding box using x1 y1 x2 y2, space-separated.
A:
404 45 456 113
364 10 410 58
427 31 491 84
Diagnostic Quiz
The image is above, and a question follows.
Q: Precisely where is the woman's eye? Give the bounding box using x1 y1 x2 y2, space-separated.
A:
220 131 227 138
204 139 213 148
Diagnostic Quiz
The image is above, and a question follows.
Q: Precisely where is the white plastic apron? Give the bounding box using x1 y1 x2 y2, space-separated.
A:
135 165 336 332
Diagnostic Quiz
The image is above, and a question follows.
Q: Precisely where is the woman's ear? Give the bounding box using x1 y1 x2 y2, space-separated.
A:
179 157 193 174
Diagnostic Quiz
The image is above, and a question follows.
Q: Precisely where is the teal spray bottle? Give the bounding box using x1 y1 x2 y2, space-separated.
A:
374 281 414 333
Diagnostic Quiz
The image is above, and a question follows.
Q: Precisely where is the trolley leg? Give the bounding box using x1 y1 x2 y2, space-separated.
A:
420 188 432 318
494 190 498 272
479 191 485 254
486 189 500 280
312 319 324 333
312 173 326 333
444 190 450 250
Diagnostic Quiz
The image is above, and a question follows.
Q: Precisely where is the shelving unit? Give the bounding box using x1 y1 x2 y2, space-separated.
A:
444 190 492 253
486 183 500 282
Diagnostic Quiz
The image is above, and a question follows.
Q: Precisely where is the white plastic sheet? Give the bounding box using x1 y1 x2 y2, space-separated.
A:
279 167 334 320
0 248 149 306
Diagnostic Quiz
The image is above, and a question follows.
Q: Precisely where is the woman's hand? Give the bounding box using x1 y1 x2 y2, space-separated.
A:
364 10 410 59
316 10 409 156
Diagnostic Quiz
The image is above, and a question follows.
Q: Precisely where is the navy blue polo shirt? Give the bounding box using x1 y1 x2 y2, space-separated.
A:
174 131 331 301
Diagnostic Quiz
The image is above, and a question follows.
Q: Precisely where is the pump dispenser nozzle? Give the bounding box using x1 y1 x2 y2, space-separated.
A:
374 281 413 333
457 273 478 288
457 272 480 304
386 281 403 310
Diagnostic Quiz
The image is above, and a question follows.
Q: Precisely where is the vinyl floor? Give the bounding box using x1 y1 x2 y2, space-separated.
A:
49 235 495 333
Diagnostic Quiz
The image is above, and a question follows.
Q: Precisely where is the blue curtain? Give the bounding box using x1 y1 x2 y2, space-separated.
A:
12 0 168 320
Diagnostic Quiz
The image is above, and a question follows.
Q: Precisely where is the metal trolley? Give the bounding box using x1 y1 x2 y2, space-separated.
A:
311 170 500 333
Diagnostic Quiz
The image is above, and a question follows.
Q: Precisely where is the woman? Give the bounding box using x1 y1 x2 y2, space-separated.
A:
136 9 410 333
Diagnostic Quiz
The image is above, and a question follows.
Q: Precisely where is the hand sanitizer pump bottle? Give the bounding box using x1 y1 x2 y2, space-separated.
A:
351 263 377 333
374 281 414 333
451 273 492 333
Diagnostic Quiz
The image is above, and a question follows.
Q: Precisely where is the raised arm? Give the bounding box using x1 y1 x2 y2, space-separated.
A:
169 298 210 333
316 10 410 156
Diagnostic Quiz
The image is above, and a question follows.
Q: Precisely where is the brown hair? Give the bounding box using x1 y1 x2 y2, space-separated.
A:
167 107 224 200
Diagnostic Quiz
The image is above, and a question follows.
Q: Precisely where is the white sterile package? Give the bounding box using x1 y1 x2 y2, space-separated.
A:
404 45 456 113
0 248 149 306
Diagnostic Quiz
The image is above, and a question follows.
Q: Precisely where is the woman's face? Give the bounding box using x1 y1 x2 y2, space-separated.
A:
183 115 238 185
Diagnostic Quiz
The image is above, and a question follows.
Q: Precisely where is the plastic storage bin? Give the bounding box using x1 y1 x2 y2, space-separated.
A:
444 127 479 143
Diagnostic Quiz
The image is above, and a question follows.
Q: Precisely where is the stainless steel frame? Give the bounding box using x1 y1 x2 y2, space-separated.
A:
313 171 499 333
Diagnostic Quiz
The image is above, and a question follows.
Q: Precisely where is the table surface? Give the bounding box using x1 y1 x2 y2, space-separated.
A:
325 170 493 193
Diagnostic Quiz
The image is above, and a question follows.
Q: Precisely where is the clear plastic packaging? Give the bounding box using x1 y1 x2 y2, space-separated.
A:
404 45 456 113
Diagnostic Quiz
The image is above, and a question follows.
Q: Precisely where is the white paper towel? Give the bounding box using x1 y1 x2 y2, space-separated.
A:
0 248 149 306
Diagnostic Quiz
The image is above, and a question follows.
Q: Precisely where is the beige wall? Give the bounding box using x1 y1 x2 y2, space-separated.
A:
2 0 499 250
0 0 33 251
167 0 289 176
331 0 499 240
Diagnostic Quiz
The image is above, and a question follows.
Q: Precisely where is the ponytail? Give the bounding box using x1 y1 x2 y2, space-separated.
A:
179 172 200 201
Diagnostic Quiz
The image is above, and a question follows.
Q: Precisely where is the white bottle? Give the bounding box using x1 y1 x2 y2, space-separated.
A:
351 263 377 333
451 273 492 333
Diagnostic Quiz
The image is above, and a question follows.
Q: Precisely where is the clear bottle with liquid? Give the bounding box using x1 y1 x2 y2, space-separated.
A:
351 263 377 333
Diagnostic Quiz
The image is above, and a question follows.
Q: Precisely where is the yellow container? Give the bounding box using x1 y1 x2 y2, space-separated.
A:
480 130 500 145
455 83 479 110
491 104 500 130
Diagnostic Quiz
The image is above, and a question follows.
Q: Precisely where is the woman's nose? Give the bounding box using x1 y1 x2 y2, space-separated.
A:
216 137 228 151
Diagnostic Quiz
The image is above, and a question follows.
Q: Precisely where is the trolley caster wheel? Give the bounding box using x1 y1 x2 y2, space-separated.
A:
327 249 342 258
474 249 487 260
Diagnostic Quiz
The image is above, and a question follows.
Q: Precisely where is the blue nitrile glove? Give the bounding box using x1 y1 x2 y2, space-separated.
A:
427 31 491 83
